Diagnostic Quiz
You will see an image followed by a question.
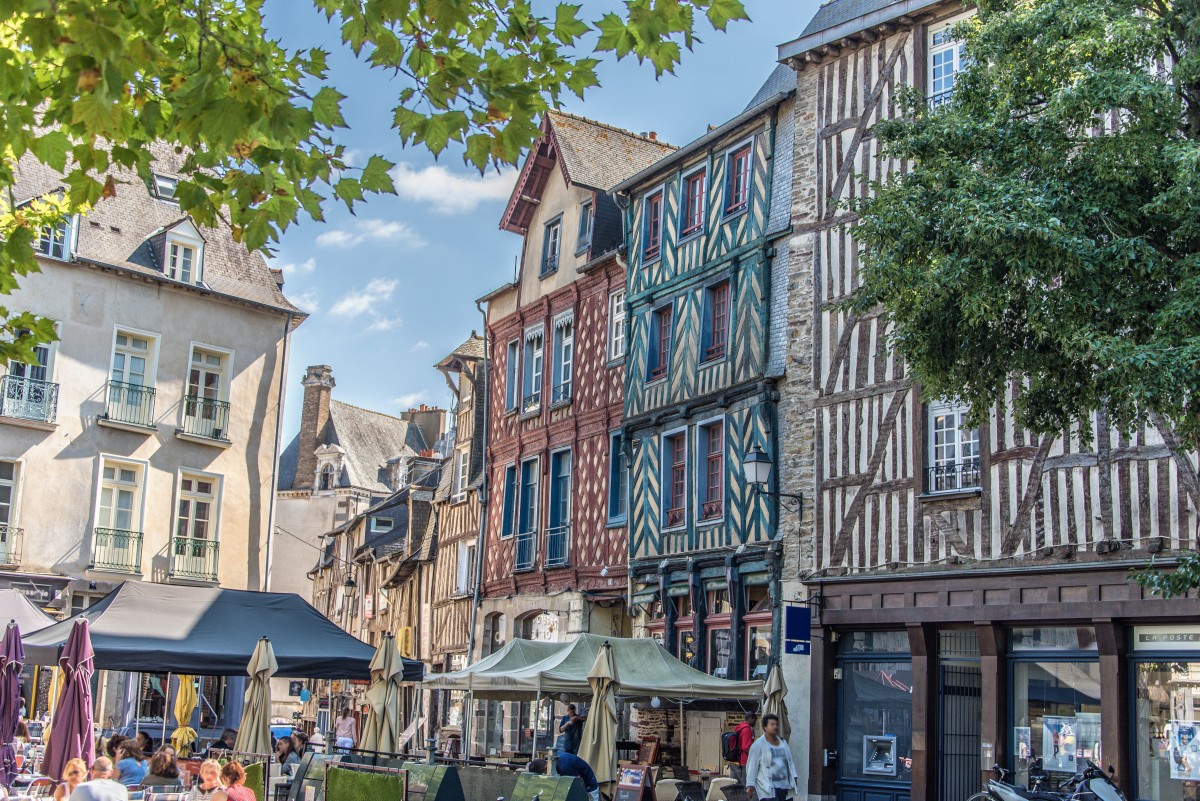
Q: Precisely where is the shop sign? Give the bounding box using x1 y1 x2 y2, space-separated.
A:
528 612 559 642
364 594 374 620
1133 626 1200 651
784 605 811 655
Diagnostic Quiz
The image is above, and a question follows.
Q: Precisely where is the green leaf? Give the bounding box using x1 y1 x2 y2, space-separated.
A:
312 87 347 128
31 132 71 172
360 155 396 194
553 4 589 44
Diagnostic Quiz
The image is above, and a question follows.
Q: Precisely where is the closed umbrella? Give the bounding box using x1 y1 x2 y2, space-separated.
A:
361 634 403 754
234 638 276 756
0 621 24 788
43 619 95 782
171 675 199 756
762 663 790 742
577 641 619 788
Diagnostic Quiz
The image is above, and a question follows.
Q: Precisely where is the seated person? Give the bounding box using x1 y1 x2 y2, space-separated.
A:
139 751 183 790
69 757 130 801
529 754 600 801
204 729 237 759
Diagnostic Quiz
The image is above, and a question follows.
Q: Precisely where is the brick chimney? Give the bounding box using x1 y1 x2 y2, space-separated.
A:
295 365 335 490
399 404 447 452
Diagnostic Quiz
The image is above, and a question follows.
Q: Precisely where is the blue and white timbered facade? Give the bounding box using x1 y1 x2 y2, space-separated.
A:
614 79 795 683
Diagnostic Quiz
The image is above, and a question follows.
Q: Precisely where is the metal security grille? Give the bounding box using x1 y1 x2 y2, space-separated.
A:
939 630 982 801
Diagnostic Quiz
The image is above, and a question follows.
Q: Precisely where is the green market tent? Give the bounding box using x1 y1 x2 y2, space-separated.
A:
424 633 763 701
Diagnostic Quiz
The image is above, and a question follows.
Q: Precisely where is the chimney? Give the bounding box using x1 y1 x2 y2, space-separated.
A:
399 405 447 452
648 131 657 141
295 365 335 490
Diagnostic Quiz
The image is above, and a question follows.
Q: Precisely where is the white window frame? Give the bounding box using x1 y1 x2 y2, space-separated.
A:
185 342 233 400
694 415 726 526
7 320 59 383
542 217 562 274
94 455 149 533
608 289 626 362
152 174 179 200
455 540 477 595
164 221 205 285
109 326 161 390
452 447 469 503
927 11 973 107
661 425 689 531
577 199 594 251
679 163 708 238
34 214 76 262
522 326 544 412
173 468 223 543
552 310 574 402
0 458 23 529
370 516 394 534
926 399 981 493
505 339 520 412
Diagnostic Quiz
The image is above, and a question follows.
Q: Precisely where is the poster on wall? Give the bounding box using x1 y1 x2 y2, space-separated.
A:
1073 712 1102 765
1042 717 1077 773
1015 728 1032 764
1170 721 1200 780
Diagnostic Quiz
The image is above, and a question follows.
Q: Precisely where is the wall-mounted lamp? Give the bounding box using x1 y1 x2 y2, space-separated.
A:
743 445 803 515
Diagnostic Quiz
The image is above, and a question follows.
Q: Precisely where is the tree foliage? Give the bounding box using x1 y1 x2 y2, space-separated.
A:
853 0 1200 448
0 0 747 365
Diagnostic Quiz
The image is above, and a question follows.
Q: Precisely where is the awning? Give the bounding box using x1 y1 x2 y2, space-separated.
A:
0 589 56 633
424 633 763 701
22 582 423 681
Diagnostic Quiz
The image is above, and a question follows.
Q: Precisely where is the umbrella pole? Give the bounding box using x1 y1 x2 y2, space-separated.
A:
464 689 474 761
533 691 541 758
679 700 685 772
162 672 171 744
134 673 142 736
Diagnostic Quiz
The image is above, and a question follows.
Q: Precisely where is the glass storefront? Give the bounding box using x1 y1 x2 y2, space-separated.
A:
838 632 913 787
1133 627 1200 801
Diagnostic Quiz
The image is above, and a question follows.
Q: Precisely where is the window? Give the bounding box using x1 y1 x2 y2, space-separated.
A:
662 431 687 529
522 328 543 414
698 421 724 522
642 190 663 261
111 331 153 388
451 449 468 503
547 450 571 567
108 330 157 427
175 473 217 541
500 464 518 538
515 458 539 571
35 219 71 260
928 17 968 108
702 281 730 362
152 174 178 200
607 431 627 524
927 401 981 492
9 331 53 382
0 461 16 527
97 460 143 532
681 168 706 236
455 541 477 594
607 290 626 361
647 303 673 382
167 242 196 283
505 340 520 412
184 346 230 441
541 217 562 276
319 464 335 490
551 315 573 404
725 144 752 215
577 200 593 251
708 628 732 678
370 516 394 534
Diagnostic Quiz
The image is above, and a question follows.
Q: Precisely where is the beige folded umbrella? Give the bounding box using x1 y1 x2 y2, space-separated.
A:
235 637 277 755
361 634 404 753
578 640 619 787
762 663 790 742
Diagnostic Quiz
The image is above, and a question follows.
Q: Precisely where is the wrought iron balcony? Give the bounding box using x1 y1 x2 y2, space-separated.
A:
521 392 541 416
89 528 143 573
540 255 559 276
546 524 570 568
105 381 156 427
170 536 220 581
926 459 982 494
551 382 572 405
0 375 59 424
928 89 955 109
514 530 536 572
0 524 23 569
182 395 231 441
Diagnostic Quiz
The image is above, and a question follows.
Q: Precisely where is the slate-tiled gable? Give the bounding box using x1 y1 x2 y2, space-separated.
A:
545 111 676 192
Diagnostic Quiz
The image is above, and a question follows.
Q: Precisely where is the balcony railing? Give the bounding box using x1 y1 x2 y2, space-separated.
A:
664 506 685 529
928 89 955 109
89 528 143 573
546 524 570 568
182 395 231 441
700 499 723 521
105 381 156 427
0 524 23 568
170 536 220 581
648 364 667 382
551 382 572 405
926 459 981 494
521 392 541 416
0 375 58 424
540 255 558 276
514 530 536 572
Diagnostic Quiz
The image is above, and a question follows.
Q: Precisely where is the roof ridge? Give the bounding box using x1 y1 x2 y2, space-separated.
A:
546 109 679 151
329 398 412 424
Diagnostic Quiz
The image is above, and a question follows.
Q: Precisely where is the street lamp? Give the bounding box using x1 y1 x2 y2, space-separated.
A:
742 445 803 514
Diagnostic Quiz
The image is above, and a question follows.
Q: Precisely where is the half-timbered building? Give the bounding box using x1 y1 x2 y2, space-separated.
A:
474 111 671 755
778 3 1200 800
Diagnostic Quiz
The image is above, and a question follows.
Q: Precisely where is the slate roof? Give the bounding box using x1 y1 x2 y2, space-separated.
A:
746 64 798 111
780 0 944 58
545 111 677 192
801 0 903 36
277 399 427 493
436 333 486 367
13 145 303 316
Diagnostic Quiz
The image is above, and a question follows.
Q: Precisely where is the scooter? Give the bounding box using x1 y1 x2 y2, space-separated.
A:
969 760 1127 801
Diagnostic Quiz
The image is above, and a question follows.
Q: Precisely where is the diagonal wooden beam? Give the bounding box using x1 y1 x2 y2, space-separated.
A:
1000 437 1054 556
1151 412 1200 512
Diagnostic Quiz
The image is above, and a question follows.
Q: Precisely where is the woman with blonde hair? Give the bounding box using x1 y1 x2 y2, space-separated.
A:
186 759 226 801
52 758 87 801
219 762 255 801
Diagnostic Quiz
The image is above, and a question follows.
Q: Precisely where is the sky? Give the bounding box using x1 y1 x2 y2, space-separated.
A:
261 0 822 437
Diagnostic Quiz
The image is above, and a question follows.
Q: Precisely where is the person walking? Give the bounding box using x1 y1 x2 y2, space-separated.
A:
744 713 798 801
729 712 758 785
333 708 357 752
556 704 584 755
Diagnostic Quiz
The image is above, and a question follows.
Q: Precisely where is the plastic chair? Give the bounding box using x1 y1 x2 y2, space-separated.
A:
24 780 53 798
655 778 682 801
706 777 735 801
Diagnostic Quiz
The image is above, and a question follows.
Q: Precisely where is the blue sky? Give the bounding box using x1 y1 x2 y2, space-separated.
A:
262 0 820 436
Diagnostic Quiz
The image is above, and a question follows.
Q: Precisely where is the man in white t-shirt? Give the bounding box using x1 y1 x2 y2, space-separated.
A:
69 757 130 801
744 714 799 801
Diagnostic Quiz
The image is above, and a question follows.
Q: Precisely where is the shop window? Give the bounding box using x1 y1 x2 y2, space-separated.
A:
1011 661 1102 785
1011 627 1098 652
678 629 697 667
839 657 914 784
707 588 732 615
746 623 771 680
840 630 911 655
1136 661 1200 799
708 628 731 678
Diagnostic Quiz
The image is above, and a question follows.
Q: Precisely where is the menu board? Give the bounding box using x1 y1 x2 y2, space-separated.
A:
614 762 650 801
636 737 660 766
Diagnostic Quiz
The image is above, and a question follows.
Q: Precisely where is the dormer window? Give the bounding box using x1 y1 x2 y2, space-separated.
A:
319 464 335 491
35 220 71 261
168 242 196 283
152 174 178 201
370 516 394 534
161 220 205 286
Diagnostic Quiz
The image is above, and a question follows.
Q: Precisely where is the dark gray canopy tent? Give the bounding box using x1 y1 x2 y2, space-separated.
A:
21 582 422 681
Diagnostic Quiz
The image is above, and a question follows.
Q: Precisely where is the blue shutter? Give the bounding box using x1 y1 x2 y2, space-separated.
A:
502 465 517 537
646 312 659 381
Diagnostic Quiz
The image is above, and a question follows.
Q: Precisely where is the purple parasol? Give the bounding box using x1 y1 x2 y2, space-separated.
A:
42 619 94 782
0 620 23 788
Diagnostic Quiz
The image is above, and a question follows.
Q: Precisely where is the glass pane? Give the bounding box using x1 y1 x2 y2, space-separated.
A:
840 630 911 655
1012 661 1102 784
1136 662 1200 799
708 629 731 677
747 626 771 680
0 462 15 482
840 660 914 782
1012 628 1098 652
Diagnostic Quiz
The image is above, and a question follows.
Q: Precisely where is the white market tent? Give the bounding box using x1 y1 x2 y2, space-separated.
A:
0 589 56 634
424 633 764 701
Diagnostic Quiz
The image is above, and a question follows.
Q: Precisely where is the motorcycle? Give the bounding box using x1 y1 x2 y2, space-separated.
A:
968 760 1127 801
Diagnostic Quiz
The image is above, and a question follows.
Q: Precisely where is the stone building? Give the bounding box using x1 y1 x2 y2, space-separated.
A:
777 2 1200 800
474 111 671 755
0 147 304 726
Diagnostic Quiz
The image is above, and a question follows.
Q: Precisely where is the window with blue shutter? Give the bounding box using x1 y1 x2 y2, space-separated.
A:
505 340 519 412
608 431 627 524
501 464 518 538
541 216 562 276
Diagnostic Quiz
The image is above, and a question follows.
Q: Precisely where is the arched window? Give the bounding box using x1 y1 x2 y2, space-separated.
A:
319 464 334 491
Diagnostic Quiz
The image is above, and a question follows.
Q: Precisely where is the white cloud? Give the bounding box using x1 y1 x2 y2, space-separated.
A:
315 219 426 249
278 257 316 277
411 340 430 352
290 288 320 314
330 278 401 333
391 390 430 408
390 162 518 214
